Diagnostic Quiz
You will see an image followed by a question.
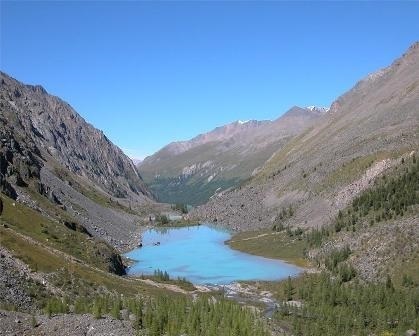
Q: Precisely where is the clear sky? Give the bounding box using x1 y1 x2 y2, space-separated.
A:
1 1 418 160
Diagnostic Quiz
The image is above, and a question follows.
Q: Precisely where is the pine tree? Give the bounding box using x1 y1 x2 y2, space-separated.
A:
284 276 294 301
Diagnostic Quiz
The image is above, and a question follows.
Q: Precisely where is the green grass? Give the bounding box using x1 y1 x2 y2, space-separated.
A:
0 232 51 310
227 230 310 268
318 148 413 193
392 251 419 288
0 194 119 272
0 226 64 273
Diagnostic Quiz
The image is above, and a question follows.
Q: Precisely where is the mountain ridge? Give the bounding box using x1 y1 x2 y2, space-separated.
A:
191 41 419 232
1 72 152 200
139 105 328 205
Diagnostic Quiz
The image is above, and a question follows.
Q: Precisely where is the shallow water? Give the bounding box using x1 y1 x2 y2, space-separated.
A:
125 225 301 285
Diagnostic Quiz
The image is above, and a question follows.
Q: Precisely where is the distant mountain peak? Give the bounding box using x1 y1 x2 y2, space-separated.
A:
280 105 326 119
150 119 269 158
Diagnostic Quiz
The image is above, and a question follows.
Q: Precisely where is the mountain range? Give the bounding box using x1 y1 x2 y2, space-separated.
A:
0 42 418 336
139 105 328 205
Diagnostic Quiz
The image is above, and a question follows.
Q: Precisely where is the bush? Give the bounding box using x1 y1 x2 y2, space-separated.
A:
156 214 169 225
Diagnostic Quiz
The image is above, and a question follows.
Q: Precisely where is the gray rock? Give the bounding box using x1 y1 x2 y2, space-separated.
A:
0 71 152 201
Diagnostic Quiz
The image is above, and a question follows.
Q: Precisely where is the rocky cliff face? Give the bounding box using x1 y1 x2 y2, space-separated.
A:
191 42 419 231
0 72 156 251
0 72 151 200
139 106 327 205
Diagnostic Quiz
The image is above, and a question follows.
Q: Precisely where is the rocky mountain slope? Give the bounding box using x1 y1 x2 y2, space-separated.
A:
0 72 159 250
139 106 328 205
191 42 419 232
0 72 177 323
1 72 151 199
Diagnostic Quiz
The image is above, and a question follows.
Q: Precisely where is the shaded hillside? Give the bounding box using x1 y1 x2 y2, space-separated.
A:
191 42 419 231
139 106 327 205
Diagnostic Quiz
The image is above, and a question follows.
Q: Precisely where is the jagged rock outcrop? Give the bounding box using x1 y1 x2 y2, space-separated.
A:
0 72 152 200
0 126 42 199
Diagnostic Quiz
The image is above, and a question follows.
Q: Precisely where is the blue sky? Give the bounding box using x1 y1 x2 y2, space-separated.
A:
1 2 418 160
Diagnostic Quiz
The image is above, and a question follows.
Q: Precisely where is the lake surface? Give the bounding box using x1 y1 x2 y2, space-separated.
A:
125 225 301 285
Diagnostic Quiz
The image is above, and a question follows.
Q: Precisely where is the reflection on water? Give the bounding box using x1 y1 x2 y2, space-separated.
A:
125 225 301 285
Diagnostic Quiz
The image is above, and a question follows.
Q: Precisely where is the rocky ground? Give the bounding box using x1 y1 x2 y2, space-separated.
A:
0 310 135 336
38 167 144 252
313 214 419 281
0 246 47 312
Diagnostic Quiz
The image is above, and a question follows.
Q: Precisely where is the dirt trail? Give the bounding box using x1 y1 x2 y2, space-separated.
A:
230 231 281 243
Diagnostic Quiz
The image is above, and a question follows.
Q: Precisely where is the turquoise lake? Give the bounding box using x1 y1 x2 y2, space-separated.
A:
125 225 301 285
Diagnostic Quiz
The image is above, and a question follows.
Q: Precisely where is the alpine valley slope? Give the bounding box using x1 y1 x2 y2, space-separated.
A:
139 105 328 206
192 42 419 232
0 71 159 251
0 44 418 336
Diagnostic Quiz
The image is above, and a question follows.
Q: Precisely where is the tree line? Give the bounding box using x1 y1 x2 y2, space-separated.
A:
275 272 419 336
305 155 419 247
44 293 269 336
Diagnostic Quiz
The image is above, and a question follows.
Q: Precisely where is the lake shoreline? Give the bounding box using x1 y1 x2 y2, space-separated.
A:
227 229 312 268
124 224 302 285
